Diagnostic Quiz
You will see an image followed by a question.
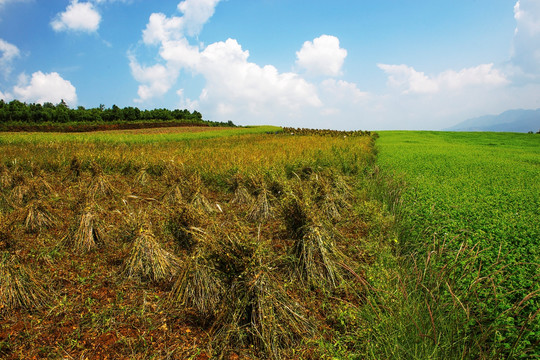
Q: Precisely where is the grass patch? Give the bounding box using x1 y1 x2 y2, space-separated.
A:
367 131 540 358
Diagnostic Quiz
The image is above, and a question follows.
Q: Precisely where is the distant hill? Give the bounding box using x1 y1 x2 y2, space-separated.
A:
446 109 540 132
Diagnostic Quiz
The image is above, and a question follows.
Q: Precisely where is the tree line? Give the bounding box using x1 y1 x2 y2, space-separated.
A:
0 99 233 127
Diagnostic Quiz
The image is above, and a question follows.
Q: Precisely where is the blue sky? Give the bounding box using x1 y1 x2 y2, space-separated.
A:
1 0 539 130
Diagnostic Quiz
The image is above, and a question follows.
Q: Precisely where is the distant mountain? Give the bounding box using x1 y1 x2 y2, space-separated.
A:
446 109 540 132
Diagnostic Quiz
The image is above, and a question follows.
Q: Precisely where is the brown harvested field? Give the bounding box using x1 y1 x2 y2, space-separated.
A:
0 130 391 359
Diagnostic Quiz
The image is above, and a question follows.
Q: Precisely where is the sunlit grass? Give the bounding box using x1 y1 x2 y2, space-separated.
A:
0 125 280 145
369 131 540 359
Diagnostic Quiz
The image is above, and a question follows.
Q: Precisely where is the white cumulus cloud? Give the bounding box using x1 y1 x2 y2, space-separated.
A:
130 1 384 127
378 63 507 94
0 89 11 100
177 0 221 37
51 0 101 33
320 79 367 103
129 55 180 103
296 35 347 77
195 39 321 115
142 0 221 45
0 38 19 76
377 64 438 94
131 1 323 117
512 0 540 75
438 64 508 89
142 13 184 45
13 71 77 105
514 0 540 35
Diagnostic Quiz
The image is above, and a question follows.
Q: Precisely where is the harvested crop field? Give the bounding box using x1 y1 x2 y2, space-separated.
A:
82 126 235 135
0 128 387 359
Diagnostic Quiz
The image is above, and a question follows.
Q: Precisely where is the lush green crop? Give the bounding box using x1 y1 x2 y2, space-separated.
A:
375 131 540 358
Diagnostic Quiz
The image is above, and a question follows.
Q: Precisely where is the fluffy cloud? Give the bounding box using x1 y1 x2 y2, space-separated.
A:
320 79 367 103
316 79 368 118
0 89 11 100
142 0 221 44
514 0 540 35
51 0 101 33
0 38 19 76
129 56 179 102
512 0 540 75
377 64 438 94
378 63 507 94
131 1 323 119
131 2 396 127
13 71 77 105
177 0 221 37
296 35 347 77
195 39 321 114
142 13 184 45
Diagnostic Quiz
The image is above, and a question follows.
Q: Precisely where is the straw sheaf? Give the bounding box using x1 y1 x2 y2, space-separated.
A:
23 200 55 233
292 224 345 289
68 211 105 253
121 229 180 282
212 265 312 359
169 254 225 320
0 254 48 312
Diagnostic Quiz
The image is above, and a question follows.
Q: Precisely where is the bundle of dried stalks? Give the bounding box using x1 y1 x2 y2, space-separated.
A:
169 254 224 320
232 185 253 206
121 229 180 282
213 264 312 359
309 172 351 222
163 162 186 186
34 175 54 195
0 253 48 312
135 167 150 186
10 184 31 206
320 192 350 222
292 224 344 289
67 211 105 253
331 173 353 199
23 201 55 233
10 176 53 207
247 188 274 223
66 157 82 181
178 226 312 358
87 174 116 200
0 166 11 189
191 190 215 213
162 185 184 206
167 205 206 251
280 192 310 239
0 218 13 250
